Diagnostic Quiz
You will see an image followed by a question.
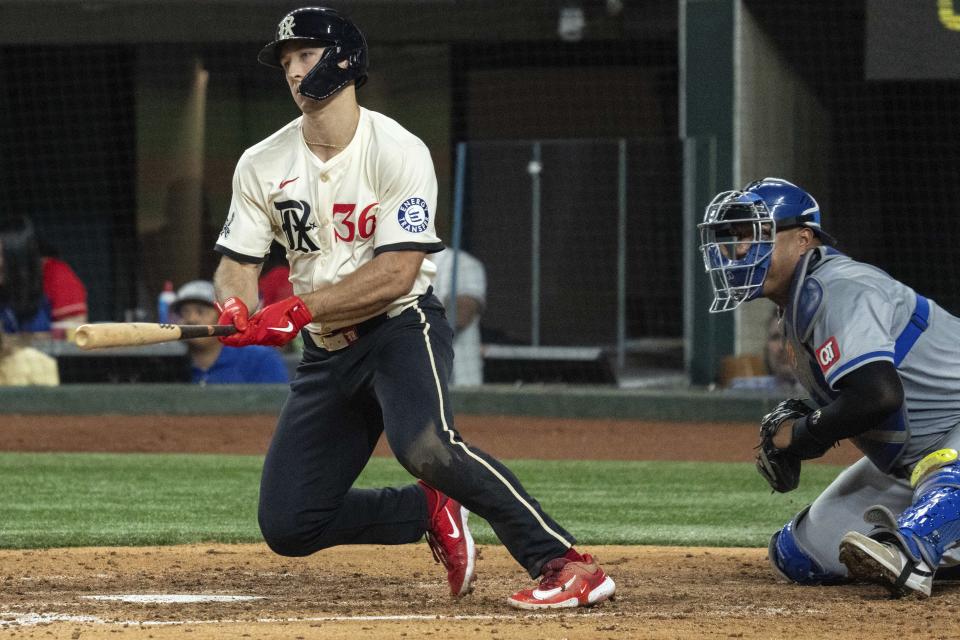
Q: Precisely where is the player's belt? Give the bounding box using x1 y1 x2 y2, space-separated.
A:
306 312 391 351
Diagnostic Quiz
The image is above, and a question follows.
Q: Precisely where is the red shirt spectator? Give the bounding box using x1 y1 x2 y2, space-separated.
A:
259 265 293 307
43 257 87 322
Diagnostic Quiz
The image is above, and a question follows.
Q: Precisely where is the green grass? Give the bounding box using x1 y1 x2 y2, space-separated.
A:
0 452 843 549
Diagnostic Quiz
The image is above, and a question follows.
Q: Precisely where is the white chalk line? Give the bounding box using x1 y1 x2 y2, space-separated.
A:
82 595 264 603
0 606 824 628
0 613 103 627
0 612 608 628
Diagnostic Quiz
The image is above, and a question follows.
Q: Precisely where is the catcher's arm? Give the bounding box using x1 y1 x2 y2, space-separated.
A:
757 362 905 492
780 362 904 451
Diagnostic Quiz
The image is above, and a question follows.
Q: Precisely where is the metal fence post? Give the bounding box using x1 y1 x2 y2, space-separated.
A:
449 141 467 332
529 142 542 346
616 138 628 371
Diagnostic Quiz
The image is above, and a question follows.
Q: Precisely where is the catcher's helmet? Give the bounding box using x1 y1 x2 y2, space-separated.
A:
258 7 368 101
740 178 836 247
698 178 836 312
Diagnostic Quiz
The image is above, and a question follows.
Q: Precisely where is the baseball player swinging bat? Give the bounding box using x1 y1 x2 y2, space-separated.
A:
74 323 237 350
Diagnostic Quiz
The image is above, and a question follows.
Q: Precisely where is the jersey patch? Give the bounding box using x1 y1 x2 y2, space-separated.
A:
219 211 235 239
816 337 840 373
397 197 429 233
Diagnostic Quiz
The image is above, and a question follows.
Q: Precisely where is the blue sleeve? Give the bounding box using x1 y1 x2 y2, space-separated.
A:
248 347 290 383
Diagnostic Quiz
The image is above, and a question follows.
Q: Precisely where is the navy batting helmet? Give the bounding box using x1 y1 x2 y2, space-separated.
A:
258 7 368 101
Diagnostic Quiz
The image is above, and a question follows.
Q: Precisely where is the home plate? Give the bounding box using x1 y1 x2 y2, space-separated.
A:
82 594 264 603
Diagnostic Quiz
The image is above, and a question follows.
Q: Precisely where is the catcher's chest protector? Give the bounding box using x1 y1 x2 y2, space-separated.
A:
782 248 910 473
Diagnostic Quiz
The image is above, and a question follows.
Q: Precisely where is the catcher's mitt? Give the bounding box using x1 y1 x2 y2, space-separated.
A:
756 398 811 493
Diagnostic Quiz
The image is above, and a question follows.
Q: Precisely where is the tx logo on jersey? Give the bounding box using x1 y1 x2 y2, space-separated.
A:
276 199 320 253
816 336 840 373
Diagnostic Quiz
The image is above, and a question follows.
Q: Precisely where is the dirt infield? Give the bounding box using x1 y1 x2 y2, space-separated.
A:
0 414 863 465
3 543 957 640
1 413 935 640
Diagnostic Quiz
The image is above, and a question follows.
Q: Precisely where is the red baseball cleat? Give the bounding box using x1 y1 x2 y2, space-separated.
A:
507 554 616 610
420 481 476 597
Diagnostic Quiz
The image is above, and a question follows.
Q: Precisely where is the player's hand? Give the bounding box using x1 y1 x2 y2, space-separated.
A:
216 297 250 331
221 296 312 347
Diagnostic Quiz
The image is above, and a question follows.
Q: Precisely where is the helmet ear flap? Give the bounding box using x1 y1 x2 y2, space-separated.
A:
297 34 367 101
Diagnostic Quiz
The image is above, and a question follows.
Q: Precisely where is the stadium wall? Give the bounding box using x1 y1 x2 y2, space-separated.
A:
0 385 779 421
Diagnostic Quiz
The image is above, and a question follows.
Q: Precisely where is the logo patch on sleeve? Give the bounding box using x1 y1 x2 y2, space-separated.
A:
816 337 840 373
397 197 429 233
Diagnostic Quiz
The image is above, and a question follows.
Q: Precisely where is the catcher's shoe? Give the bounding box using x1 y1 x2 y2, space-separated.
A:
420 481 476 597
507 554 616 610
839 531 933 598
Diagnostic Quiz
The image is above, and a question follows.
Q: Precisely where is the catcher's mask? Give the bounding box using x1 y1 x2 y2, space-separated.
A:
258 7 368 102
699 177 836 313
699 191 775 312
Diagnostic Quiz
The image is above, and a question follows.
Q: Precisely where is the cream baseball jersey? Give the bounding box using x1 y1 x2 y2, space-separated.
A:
215 107 444 333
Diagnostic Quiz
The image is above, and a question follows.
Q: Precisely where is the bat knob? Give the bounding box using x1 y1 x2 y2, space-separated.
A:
74 325 93 349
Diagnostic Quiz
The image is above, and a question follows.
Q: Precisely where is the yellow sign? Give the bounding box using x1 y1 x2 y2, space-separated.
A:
940 0 960 30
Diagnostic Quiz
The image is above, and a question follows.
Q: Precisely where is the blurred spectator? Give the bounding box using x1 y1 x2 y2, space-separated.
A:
764 310 799 390
258 242 303 355
726 310 800 392
171 280 289 385
0 216 87 334
259 242 293 307
0 332 58 386
430 248 486 386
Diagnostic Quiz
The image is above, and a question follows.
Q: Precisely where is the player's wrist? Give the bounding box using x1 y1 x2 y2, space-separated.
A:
285 295 313 327
772 422 794 449
290 293 319 323
787 413 832 459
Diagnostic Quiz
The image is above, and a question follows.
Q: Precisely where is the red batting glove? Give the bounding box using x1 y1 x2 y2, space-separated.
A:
216 297 249 331
229 296 313 347
217 297 253 347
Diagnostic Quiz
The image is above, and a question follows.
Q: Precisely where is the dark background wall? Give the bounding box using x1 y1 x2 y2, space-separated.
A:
0 0 683 345
744 0 960 315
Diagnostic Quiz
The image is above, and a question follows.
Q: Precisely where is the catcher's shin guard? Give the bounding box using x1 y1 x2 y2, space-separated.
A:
768 505 842 584
844 449 960 598
894 449 960 568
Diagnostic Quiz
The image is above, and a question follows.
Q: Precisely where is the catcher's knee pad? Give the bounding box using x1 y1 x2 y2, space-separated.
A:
911 448 960 493
891 449 960 567
768 505 842 584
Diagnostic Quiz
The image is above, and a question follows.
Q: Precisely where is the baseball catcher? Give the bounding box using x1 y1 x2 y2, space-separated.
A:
699 177 960 597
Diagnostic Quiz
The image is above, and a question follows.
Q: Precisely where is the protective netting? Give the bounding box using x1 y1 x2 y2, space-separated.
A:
742 0 960 313
0 2 681 383
8 1 957 384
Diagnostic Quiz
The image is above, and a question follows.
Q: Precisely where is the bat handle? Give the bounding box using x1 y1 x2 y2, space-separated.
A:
177 324 239 340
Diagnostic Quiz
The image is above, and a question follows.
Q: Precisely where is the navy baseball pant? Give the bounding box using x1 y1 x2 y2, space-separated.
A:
257 293 575 577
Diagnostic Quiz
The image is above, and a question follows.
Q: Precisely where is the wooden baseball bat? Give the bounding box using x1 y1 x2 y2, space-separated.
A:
74 323 238 350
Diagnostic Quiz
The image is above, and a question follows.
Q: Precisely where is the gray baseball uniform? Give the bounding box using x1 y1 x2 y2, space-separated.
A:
781 247 960 575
